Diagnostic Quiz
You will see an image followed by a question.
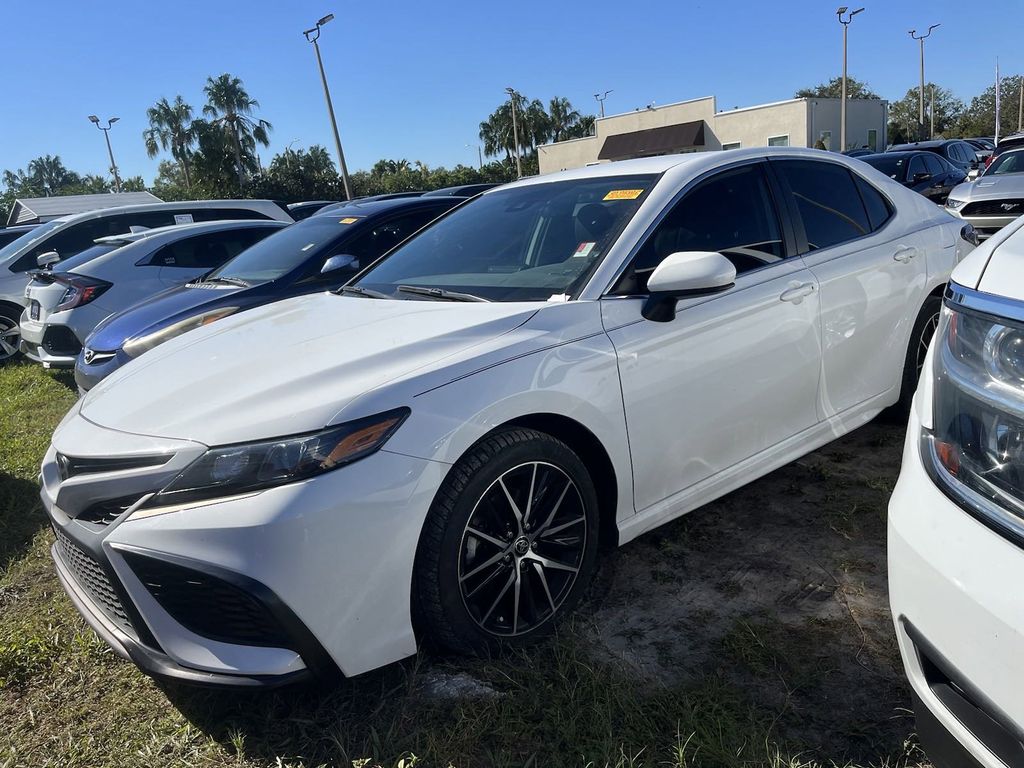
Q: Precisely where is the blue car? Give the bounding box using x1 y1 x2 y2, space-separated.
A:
75 195 465 391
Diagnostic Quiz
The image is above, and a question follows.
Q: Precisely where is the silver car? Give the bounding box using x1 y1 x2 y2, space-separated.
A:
946 147 1024 238
19 220 286 368
0 199 293 364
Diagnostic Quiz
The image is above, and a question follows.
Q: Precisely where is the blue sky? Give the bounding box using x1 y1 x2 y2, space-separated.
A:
2 0 1020 184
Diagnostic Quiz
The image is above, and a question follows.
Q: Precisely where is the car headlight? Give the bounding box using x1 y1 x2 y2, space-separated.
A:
141 408 409 510
945 198 967 210
926 304 1024 525
122 307 239 358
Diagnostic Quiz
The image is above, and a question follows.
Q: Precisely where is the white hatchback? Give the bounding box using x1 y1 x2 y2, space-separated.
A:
42 148 974 687
889 215 1024 768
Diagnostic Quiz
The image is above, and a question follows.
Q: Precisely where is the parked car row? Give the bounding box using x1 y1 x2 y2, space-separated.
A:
37 147 974 694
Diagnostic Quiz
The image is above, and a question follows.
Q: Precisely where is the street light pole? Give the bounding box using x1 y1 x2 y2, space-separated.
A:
466 143 483 169
909 24 940 142
594 90 612 119
304 14 352 200
88 115 122 193
930 85 935 139
836 7 864 153
506 87 523 179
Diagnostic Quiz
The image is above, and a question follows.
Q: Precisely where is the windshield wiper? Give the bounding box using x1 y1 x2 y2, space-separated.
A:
397 285 490 302
338 285 392 299
202 276 250 288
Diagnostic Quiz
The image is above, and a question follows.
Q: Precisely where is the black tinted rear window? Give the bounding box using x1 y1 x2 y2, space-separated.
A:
775 160 871 252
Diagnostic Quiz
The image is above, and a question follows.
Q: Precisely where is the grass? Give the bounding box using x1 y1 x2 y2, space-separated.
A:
0 360 928 767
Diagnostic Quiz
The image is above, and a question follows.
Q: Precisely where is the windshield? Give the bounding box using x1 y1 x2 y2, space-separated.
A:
985 151 1024 176
206 217 347 284
0 219 64 264
860 155 905 179
354 175 657 302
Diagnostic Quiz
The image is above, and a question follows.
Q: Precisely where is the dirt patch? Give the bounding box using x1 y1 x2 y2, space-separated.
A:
582 419 918 765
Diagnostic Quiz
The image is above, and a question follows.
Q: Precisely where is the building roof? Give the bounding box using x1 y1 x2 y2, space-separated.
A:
6 192 162 226
598 120 706 161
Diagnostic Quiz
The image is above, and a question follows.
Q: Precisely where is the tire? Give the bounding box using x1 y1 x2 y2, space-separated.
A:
0 305 22 364
895 294 942 416
414 427 600 655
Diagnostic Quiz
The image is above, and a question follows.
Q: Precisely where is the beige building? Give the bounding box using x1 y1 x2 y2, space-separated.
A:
537 95 888 174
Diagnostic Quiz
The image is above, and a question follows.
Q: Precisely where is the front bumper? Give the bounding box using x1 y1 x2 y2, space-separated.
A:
20 313 82 368
42 411 447 685
948 209 1022 239
889 406 1024 767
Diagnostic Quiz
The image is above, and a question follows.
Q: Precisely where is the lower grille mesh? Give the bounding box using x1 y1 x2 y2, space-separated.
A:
53 528 136 638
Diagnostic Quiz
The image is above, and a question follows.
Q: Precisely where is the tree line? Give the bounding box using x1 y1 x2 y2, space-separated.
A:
796 74 1024 146
0 74 597 223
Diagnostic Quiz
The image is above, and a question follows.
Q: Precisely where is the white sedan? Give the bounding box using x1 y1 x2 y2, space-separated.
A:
41 147 974 686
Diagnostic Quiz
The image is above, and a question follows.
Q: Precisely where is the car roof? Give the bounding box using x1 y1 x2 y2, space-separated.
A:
44 199 291 226
889 140 957 151
861 151 925 159
93 218 286 246
503 146 872 191
314 195 464 218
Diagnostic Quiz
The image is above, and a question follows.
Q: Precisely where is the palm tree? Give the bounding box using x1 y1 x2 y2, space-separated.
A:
547 97 582 142
27 155 79 196
202 74 272 189
144 96 196 192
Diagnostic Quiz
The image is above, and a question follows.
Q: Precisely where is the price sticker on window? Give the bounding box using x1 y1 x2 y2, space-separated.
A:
339 217 360 224
603 189 644 201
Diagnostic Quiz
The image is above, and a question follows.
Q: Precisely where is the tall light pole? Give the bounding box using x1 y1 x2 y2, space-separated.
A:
88 115 122 193
506 87 523 179
836 7 864 153
304 13 352 200
466 143 483 169
930 85 935 139
594 90 612 119
909 24 940 142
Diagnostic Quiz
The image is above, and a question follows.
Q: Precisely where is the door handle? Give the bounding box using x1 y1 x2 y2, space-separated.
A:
779 282 816 304
893 245 916 263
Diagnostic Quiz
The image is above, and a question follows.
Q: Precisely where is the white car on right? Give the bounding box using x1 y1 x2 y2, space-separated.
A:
889 216 1024 768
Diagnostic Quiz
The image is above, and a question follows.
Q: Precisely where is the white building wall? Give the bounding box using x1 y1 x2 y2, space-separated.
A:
712 99 809 149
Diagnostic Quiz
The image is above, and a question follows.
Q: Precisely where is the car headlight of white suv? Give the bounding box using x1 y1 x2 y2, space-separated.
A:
925 302 1024 531
140 408 409 511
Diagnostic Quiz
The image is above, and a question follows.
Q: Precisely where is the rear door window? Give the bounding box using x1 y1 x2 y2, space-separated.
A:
148 228 275 269
907 155 927 179
773 160 871 252
853 176 893 232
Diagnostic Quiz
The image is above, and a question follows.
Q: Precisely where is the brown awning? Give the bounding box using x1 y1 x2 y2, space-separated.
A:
598 120 706 160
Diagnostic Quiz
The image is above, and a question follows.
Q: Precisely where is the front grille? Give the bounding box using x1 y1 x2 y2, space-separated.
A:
962 198 1024 216
76 496 143 526
53 528 136 638
42 325 81 356
56 451 170 481
123 553 292 648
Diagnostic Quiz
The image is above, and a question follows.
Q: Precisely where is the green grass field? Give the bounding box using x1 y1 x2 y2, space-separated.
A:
0 360 928 768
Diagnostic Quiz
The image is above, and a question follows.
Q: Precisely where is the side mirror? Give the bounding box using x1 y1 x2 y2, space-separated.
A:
912 172 932 183
321 254 359 274
642 251 736 322
37 251 60 269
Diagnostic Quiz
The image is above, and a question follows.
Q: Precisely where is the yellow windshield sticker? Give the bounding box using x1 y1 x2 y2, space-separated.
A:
339 217 360 224
603 189 644 201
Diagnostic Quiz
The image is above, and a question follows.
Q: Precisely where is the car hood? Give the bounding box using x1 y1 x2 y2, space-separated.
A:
87 282 243 351
79 293 540 444
975 218 1024 302
954 174 1024 201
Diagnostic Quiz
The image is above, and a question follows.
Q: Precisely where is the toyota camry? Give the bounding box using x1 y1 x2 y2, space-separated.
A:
41 148 974 686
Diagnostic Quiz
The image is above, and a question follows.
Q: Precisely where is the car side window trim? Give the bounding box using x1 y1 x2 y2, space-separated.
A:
598 159 797 297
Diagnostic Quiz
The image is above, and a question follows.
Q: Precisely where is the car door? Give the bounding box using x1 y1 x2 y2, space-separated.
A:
922 154 952 202
601 161 822 513
906 155 930 197
771 159 930 418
